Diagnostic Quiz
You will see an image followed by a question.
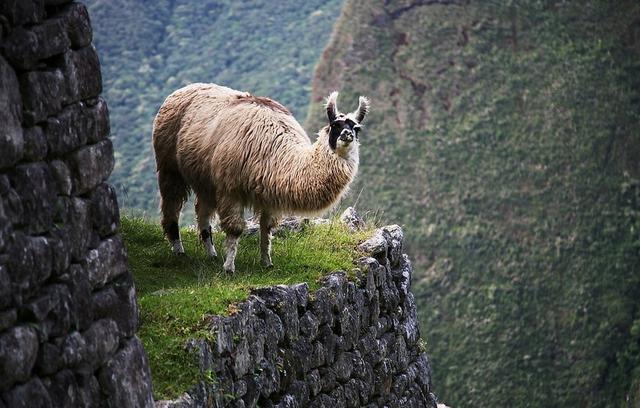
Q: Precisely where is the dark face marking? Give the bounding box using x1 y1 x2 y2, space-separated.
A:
200 225 213 244
328 116 361 150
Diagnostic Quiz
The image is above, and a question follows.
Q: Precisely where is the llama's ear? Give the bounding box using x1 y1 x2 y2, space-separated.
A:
326 91 339 123
353 96 370 123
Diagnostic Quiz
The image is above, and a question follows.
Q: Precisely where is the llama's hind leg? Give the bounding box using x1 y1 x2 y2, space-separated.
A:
158 170 189 255
259 211 278 268
195 195 217 258
218 200 245 273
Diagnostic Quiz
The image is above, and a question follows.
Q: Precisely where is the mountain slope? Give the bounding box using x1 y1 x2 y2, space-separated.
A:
85 0 344 215
307 1 640 406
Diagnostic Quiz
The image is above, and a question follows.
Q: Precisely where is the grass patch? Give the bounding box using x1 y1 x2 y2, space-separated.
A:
121 215 371 400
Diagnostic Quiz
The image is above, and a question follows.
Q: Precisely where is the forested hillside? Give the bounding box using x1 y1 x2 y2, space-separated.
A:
85 0 343 215
307 0 640 406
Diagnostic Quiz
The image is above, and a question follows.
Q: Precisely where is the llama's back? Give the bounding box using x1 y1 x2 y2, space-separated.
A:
154 82 313 208
153 83 246 162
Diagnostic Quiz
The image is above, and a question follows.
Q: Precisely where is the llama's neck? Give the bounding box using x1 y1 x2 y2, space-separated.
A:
275 129 359 214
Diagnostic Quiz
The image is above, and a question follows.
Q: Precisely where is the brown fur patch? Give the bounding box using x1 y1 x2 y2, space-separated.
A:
231 94 291 115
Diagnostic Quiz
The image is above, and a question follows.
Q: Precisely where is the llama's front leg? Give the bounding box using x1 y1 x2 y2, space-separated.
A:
195 196 217 258
164 221 184 255
223 235 240 273
260 212 277 267
219 201 244 274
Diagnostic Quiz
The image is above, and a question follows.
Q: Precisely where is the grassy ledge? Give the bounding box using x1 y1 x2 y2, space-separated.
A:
121 215 372 400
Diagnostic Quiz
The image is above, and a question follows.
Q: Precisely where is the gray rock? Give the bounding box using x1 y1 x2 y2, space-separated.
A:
319 367 337 393
66 139 115 195
308 369 322 397
7 233 53 301
347 378 368 406
233 337 251 378
90 183 119 237
357 258 379 300
98 336 154 408
2 19 70 69
42 369 79 408
1 377 52 408
382 225 404 267
0 326 39 391
357 229 387 261
54 197 91 261
49 160 73 196
395 254 412 297
328 385 346 408
91 273 138 336
373 358 394 396
317 324 337 365
19 68 66 125
63 46 101 103
0 56 23 169
82 319 119 372
9 162 56 234
82 236 128 289
333 352 354 382
0 0 45 26
58 264 93 330
35 340 64 375
0 265 12 310
321 272 347 313
291 282 308 310
252 286 299 344
46 227 71 275
288 380 310 407
336 305 359 350
256 358 279 398
339 207 366 231
45 103 89 157
22 126 47 161
61 2 92 48
299 310 320 340
61 331 87 367
0 309 17 332
308 287 335 327
290 337 313 376
75 374 101 407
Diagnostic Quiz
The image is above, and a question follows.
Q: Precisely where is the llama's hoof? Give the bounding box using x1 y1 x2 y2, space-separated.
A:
261 259 273 268
171 240 185 255
223 261 235 274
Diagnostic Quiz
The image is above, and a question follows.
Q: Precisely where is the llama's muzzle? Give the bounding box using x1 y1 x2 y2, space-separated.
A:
339 129 354 143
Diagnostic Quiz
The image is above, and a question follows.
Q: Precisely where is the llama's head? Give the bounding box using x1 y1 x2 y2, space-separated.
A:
325 91 369 157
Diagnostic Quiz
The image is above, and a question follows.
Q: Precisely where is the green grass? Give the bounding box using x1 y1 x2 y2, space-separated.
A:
121 215 371 400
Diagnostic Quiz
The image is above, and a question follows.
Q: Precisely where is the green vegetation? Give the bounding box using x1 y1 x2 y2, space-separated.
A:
307 0 640 406
121 215 370 400
85 0 344 220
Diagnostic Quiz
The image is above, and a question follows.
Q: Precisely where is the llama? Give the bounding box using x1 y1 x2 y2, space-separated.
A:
152 83 369 273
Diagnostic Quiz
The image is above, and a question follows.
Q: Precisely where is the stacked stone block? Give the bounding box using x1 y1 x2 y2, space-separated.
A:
0 1 154 406
161 226 437 408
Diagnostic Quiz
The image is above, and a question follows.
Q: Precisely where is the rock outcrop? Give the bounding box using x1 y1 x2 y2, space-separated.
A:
158 225 437 408
0 1 153 406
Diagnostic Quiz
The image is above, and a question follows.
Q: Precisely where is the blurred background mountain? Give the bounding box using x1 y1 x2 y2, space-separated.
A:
307 1 640 406
89 0 640 406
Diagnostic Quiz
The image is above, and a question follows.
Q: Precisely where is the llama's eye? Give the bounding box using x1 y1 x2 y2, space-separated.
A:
353 124 362 133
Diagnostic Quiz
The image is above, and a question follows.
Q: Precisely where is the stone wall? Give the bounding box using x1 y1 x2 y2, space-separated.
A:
159 226 438 408
0 1 154 406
